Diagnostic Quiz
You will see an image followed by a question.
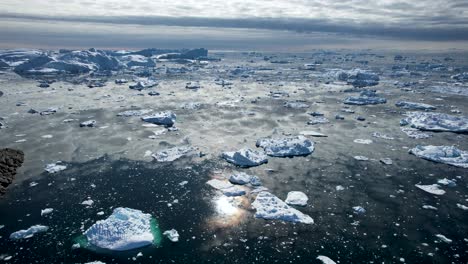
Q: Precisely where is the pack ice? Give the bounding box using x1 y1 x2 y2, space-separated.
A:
409 145 468 168
222 148 268 167
401 112 468 133
84 207 155 251
256 136 315 157
252 192 313 224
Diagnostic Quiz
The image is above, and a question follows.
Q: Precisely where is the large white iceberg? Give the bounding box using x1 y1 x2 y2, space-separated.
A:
84 207 156 251
222 148 268 167
256 136 315 157
409 145 468 168
252 192 313 224
400 112 468 133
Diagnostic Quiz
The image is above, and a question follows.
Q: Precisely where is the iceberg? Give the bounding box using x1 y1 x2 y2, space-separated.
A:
221 148 268 167
336 69 379 87
256 136 315 157
415 184 445 195
409 145 468 168
45 162 67 173
163 229 179 242
141 111 176 127
400 112 468 133
229 172 258 185
10 225 48 240
285 191 308 206
343 90 386 105
252 192 313 224
84 207 159 251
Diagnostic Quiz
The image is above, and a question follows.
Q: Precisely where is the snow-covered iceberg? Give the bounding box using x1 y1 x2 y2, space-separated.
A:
401 112 468 133
84 207 160 251
409 145 468 168
256 136 315 157
252 192 313 224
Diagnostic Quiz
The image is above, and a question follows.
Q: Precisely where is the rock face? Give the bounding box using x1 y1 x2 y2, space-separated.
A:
0 148 25 195
401 112 468 133
256 136 315 157
85 207 156 251
395 101 436 110
141 111 176 127
221 148 268 167
343 90 387 105
409 145 468 168
252 192 314 224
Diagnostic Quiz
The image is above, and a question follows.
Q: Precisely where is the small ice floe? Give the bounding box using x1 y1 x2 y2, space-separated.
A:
409 145 468 168
252 192 313 224
81 199 94 206
40 107 58 116
457 204 468 210
415 184 445 195
307 117 329 125
256 135 315 157
400 127 432 139
380 158 393 165
229 172 261 186
284 101 310 109
223 186 246 197
316 255 337 264
129 78 158 91
221 148 268 167
15 139 26 143
372 132 394 140
343 90 386 105
141 111 176 127
395 101 436 111
353 139 373 144
299 130 327 137
117 109 152 117
115 78 128 84
335 114 345 120
10 225 48 240
185 81 201 89
151 146 196 162
84 261 106 264
80 120 96 127
336 69 380 87
163 229 179 242
45 162 67 173
41 208 53 216
84 207 156 251
352 206 366 214
354 156 369 161
437 178 456 187
41 134 53 139
285 191 308 206
400 112 468 133
422 205 438 210
336 185 345 191
181 102 202 110
435 234 452 243
207 179 233 190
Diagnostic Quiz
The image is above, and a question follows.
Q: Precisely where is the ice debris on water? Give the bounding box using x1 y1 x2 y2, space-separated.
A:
395 101 436 111
45 162 67 173
117 109 152 117
229 172 261 186
141 111 176 127
401 112 468 133
435 234 452 243
316 255 337 264
353 206 366 214
10 225 48 240
163 229 179 242
151 146 196 162
80 120 96 127
252 192 313 224
285 191 308 206
353 139 373 144
343 90 386 105
41 208 53 216
255 135 314 157
409 145 468 168
336 69 379 87
222 148 268 167
84 207 156 251
415 184 446 195
400 127 432 139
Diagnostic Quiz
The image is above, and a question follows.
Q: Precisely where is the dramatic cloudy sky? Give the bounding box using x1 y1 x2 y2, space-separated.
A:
1 0 467 50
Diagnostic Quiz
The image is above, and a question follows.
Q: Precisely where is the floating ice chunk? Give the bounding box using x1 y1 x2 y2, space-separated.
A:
395 101 436 110
336 185 345 191
151 146 196 162
41 208 53 216
307 117 329 125
400 127 432 139
181 102 202 110
336 69 379 87
80 120 96 127
41 134 53 139
256 136 314 157
299 131 327 137
371 132 394 140
380 158 393 165
401 112 468 133
252 192 313 224
117 109 152 117
10 225 48 240
437 178 456 187
353 206 366 214
84 207 155 251
229 172 253 185
422 205 438 210
457 204 468 210
415 184 445 195
129 78 158 91
163 229 179 242
81 199 94 206
84 261 106 264
344 90 386 105
409 145 468 168
284 101 309 109
353 139 373 144
141 111 176 127
285 191 308 206
435 234 452 243
45 162 67 173
354 156 369 161
221 148 268 167
223 186 246 197
185 81 201 89
317 255 337 264
206 179 234 190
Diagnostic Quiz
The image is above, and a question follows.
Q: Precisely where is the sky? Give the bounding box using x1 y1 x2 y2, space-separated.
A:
1 0 468 51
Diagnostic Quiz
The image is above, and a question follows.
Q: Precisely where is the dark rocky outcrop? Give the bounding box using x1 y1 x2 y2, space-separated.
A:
0 148 25 195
